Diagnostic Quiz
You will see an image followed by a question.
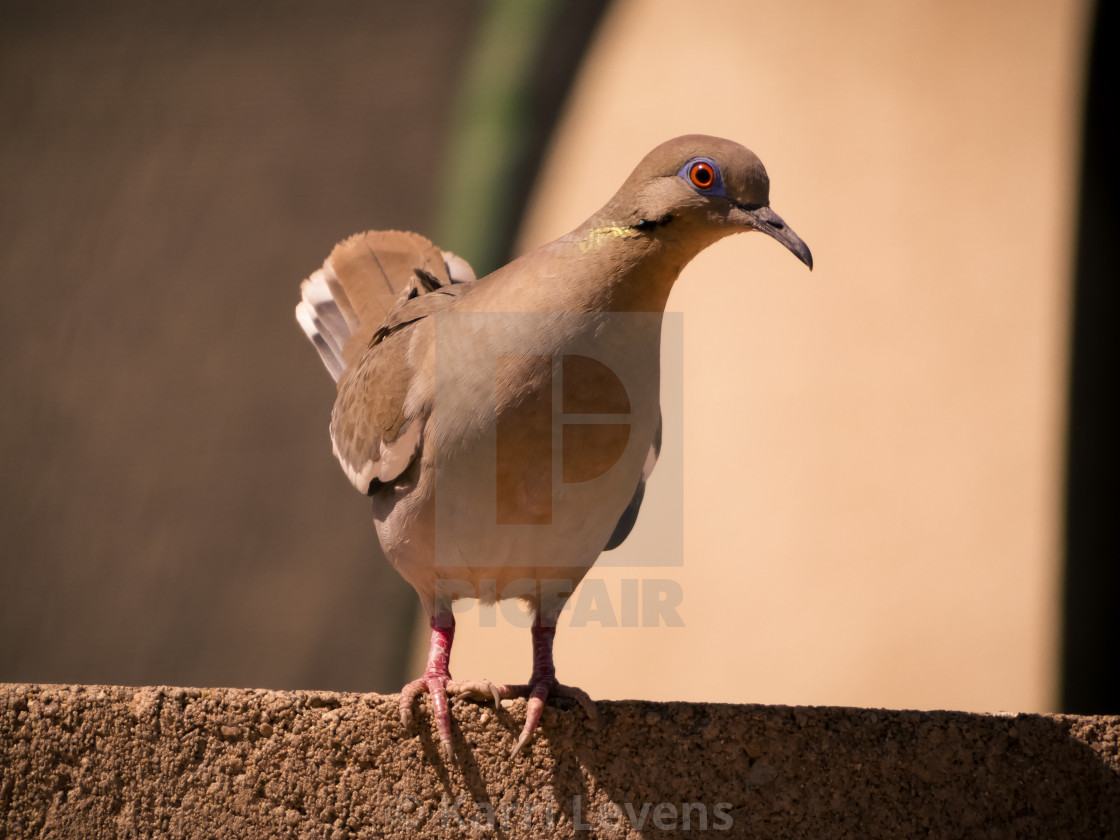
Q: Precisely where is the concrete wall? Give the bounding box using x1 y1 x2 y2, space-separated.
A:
3 684 1118 838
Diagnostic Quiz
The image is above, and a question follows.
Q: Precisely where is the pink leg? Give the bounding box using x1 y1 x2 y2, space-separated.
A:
498 617 599 757
398 611 500 761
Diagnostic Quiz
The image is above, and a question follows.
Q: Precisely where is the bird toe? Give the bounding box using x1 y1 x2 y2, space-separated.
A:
553 683 599 727
449 678 502 709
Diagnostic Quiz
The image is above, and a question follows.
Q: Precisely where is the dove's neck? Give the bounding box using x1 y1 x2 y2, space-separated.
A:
579 218 731 313
467 219 729 315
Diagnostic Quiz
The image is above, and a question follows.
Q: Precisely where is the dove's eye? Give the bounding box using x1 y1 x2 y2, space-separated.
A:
679 158 724 195
688 161 716 189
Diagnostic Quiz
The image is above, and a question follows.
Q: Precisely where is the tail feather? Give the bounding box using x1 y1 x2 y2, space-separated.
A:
318 262 360 335
297 269 350 380
296 230 475 382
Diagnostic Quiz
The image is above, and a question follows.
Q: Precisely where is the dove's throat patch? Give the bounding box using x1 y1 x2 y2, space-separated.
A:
580 225 639 253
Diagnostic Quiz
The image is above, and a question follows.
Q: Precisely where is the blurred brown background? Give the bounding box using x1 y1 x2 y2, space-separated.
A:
2 1 1115 713
0 0 485 692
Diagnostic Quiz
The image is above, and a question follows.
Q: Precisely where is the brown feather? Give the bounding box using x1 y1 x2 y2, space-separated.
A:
325 230 451 367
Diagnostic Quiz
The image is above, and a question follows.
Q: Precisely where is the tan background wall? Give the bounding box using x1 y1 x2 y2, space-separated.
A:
446 0 1091 714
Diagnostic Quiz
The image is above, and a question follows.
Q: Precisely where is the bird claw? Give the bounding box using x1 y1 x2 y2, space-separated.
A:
398 676 428 730
399 674 503 761
451 679 502 709
553 683 600 728
501 680 599 757
399 674 456 760
512 727 534 758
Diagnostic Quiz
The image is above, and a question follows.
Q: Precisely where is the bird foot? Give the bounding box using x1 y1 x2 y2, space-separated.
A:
451 679 503 708
497 679 599 757
399 674 501 761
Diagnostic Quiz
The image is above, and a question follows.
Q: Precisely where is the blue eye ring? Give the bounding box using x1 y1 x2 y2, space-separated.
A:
678 157 725 195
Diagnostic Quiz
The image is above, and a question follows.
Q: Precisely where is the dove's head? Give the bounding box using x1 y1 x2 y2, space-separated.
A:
602 134 813 270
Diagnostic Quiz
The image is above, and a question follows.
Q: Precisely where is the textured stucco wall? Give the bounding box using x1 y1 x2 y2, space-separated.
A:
2 684 1118 839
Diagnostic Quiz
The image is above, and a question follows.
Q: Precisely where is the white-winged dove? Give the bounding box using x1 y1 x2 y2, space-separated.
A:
296 135 812 760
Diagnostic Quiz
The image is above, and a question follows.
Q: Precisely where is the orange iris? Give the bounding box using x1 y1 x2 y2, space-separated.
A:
689 161 715 189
